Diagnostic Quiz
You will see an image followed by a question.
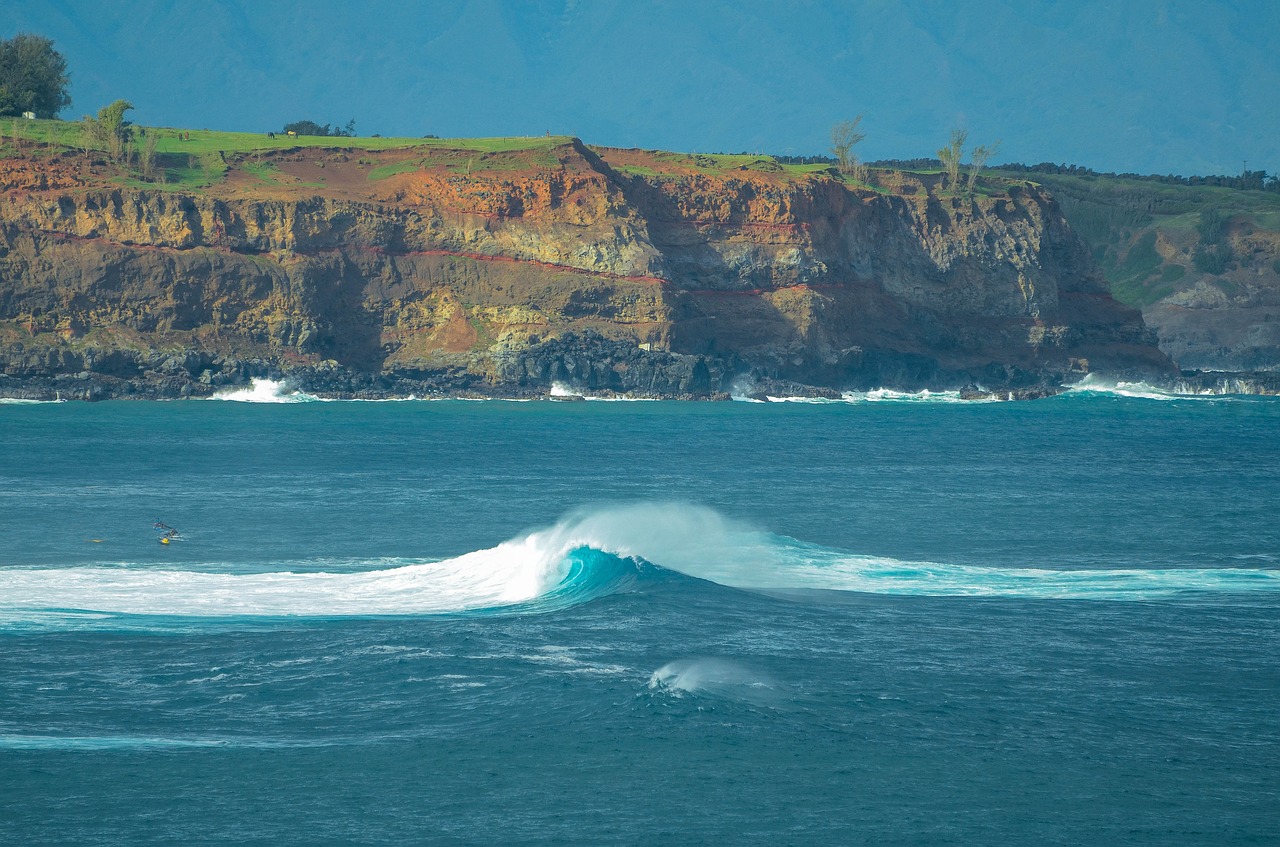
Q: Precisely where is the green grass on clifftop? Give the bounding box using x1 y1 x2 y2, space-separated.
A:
8 117 574 157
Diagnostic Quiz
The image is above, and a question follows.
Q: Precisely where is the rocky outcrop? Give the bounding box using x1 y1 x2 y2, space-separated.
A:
0 141 1174 398
1027 172 1280 372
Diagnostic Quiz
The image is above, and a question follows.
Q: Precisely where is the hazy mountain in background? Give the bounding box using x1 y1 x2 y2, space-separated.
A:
4 0 1277 174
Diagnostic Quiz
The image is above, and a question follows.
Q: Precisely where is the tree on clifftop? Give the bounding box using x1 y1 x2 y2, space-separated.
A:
965 140 1001 195
283 118 356 137
0 33 71 118
937 128 966 192
81 99 134 162
830 116 866 177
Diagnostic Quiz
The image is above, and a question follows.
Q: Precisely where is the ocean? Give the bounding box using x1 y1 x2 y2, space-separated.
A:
2 385 1278 845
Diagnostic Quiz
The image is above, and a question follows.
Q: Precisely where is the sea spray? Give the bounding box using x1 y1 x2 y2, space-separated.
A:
210 379 319 403
1066 373 1278 400
649 658 780 705
3 504 1278 630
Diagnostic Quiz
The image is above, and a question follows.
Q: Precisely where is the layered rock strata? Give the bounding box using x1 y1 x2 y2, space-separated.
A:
0 140 1174 399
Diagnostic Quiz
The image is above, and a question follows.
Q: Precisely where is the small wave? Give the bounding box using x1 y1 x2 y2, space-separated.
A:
649 658 780 705
757 551 1280 600
209 379 320 403
1066 375 1185 400
763 395 841 404
1066 374 1277 400
733 387 993 404
548 381 660 401
0 733 319 750
839 388 977 403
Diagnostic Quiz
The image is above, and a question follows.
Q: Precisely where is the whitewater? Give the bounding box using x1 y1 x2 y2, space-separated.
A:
2 394 1277 845
3 504 1278 628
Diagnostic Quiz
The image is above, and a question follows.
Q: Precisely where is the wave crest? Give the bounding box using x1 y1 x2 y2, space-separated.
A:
209 379 320 403
2 504 1277 629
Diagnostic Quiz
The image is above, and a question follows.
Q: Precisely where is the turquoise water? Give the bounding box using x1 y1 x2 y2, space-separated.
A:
2 391 1278 844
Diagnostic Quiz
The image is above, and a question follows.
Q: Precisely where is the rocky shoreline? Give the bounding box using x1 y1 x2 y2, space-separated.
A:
3 332 1272 403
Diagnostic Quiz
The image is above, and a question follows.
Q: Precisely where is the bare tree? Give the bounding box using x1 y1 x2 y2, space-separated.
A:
965 140 1001 195
76 114 95 155
138 132 160 181
937 128 966 192
830 116 866 176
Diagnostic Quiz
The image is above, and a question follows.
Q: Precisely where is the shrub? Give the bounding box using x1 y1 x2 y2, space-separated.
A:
1193 243 1231 275
283 118 355 137
1196 207 1227 244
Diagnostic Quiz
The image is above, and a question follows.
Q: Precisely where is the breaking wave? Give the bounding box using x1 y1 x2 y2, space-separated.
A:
548 381 661 401
209 379 320 403
839 388 976 403
1066 373 1278 400
2 504 1276 629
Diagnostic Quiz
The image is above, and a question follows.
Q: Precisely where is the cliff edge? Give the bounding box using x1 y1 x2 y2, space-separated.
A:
0 134 1174 399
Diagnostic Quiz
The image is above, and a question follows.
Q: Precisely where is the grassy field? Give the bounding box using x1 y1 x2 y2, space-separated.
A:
6 117 574 157
2 117 577 189
5 116 982 194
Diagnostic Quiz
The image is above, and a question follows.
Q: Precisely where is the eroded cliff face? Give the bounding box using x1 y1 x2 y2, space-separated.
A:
1022 172 1280 372
0 140 1172 398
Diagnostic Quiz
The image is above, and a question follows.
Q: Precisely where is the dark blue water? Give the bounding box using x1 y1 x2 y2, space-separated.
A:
2 392 1278 845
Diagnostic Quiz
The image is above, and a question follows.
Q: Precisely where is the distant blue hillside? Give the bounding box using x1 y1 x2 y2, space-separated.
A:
3 0 1278 175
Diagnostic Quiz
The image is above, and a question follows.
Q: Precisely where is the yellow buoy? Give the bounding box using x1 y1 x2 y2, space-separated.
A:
160 537 170 545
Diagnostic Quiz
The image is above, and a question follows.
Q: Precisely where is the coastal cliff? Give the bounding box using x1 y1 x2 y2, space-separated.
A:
1000 168 1280 373
0 137 1174 399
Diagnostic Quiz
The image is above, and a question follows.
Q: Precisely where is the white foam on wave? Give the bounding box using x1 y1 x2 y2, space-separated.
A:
2 504 1276 625
552 505 1280 600
209 379 320 403
548 382 659 401
1065 374 1183 400
763 396 839 404
0 505 753 622
532 505 1280 600
0 535 579 619
649 658 780 704
1066 373 1275 400
840 388 975 403
759 549 1280 600
0 733 314 750
733 387 991 404
583 396 662 402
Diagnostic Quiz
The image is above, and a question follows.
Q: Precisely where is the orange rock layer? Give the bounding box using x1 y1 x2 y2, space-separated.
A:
0 140 1174 393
